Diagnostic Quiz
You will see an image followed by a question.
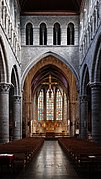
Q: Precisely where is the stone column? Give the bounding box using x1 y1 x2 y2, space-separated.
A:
70 102 76 137
13 95 21 140
0 83 11 143
90 82 101 143
80 95 88 139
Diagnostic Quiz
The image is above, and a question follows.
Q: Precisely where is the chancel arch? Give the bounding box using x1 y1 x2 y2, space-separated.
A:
22 55 79 138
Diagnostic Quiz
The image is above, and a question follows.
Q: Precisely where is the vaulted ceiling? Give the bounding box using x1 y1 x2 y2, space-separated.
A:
19 0 82 15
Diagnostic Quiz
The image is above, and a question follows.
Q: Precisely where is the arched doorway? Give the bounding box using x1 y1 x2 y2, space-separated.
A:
22 55 79 138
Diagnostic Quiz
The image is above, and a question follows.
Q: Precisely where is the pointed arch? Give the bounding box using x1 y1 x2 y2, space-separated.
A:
81 64 90 94
11 65 20 95
80 64 92 134
21 51 79 89
92 34 101 82
0 36 9 82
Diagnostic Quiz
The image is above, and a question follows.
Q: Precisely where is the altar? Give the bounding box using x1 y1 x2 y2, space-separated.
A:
46 131 55 138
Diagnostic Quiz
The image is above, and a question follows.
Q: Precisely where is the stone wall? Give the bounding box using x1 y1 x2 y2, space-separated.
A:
20 15 79 79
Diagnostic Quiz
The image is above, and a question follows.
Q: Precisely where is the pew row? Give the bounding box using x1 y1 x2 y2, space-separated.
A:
58 137 101 175
0 137 44 169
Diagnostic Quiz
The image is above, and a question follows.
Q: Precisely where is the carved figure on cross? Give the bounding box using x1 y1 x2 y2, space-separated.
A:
42 74 58 97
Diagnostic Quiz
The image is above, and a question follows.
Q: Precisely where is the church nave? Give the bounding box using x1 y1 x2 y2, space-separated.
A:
15 140 84 179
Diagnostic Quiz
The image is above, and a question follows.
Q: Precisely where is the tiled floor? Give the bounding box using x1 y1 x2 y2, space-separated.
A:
15 140 84 179
0 140 88 179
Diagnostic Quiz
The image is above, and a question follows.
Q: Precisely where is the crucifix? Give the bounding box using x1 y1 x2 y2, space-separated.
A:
42 74 58 98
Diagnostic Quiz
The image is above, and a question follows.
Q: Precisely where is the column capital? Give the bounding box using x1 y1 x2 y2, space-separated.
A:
89 82 101 88
0 83 11 94
13 95 21 103
79 95 88 102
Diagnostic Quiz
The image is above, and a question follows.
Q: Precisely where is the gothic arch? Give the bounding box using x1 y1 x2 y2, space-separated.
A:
92 34 101 82
21 52 79 89
11 65 20 95
80 64 92 138
81 64 90 94
22 52 78 137
0 36 9 82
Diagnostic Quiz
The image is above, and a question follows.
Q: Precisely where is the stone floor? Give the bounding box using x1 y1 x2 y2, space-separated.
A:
0 140 93 179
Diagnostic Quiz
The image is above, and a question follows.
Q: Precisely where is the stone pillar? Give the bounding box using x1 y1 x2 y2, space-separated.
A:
70 102 76 137
0 83 11 143
90 82 101 143
80 95 88 139
13 95 21 140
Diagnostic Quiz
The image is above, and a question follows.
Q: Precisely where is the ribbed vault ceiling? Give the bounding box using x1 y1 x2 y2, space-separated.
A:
31 65 68 94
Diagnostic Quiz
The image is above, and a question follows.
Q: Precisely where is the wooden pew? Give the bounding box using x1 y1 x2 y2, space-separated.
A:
0 137 44 169
58 137 101 176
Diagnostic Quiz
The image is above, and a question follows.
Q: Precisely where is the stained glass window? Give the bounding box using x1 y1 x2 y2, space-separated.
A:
56 89 62 120
46 89 54 120
38 89 44 120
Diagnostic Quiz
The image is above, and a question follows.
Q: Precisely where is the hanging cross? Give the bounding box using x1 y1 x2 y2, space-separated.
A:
42 74 58 90
42 74 58 98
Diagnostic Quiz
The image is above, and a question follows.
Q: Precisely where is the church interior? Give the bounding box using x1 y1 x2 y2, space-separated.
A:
0 0 101 178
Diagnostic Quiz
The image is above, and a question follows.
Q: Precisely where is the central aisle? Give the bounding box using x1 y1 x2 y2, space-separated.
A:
16 140 82 179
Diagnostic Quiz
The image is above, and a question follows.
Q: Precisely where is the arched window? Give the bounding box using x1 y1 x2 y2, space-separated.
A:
53 23 61 45
67 23 74 45
46 89 54 120
38 89 44 121
26 23 33 45
40 23 47 45
56 89 62 120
